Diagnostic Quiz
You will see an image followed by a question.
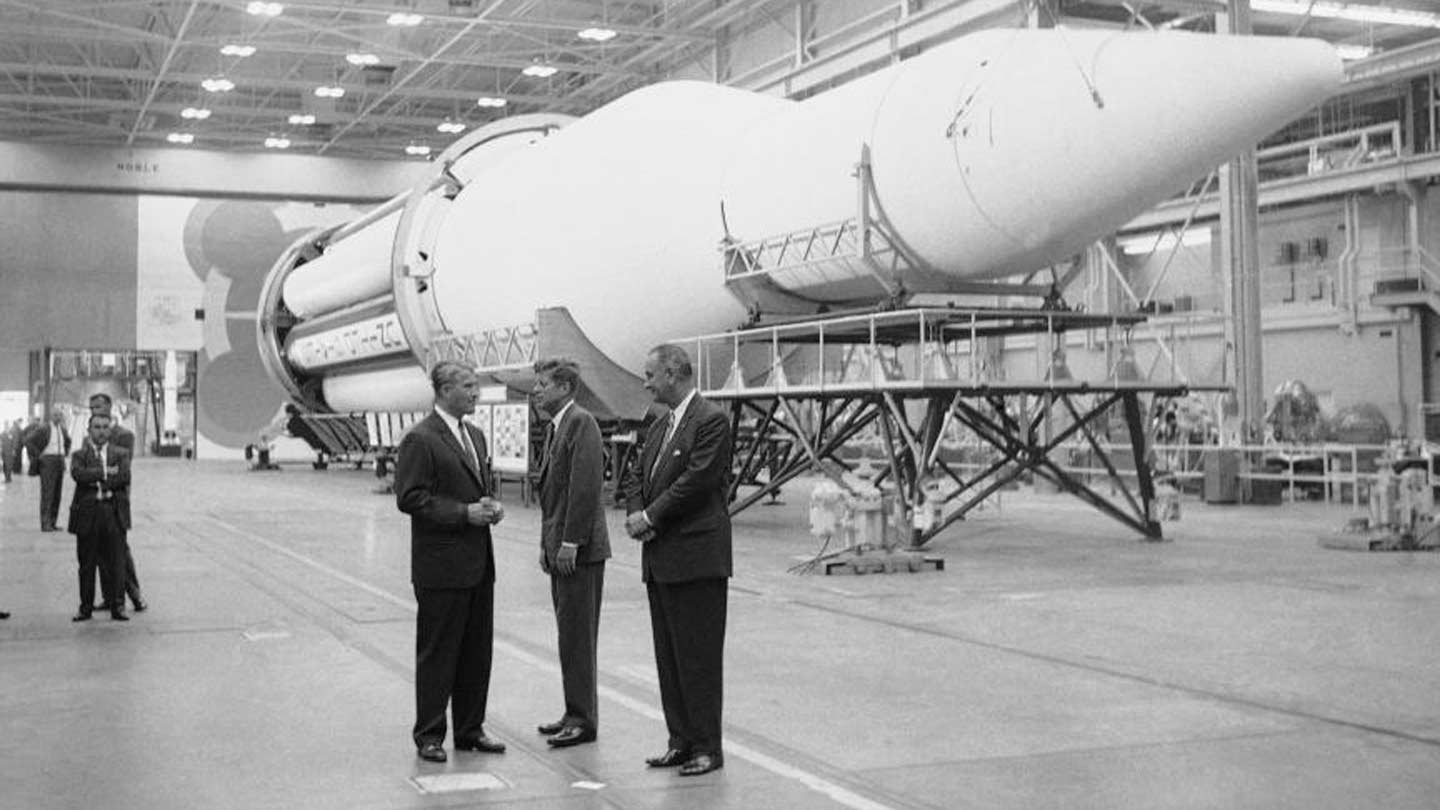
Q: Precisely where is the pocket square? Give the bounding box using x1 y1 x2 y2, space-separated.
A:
672 449 681 456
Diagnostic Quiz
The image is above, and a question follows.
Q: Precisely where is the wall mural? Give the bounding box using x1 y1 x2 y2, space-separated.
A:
137 197 369 451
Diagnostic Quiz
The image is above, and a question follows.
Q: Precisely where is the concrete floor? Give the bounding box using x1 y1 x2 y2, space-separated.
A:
1 458 1438 810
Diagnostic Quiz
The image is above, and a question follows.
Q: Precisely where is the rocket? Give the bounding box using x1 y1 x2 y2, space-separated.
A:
256 27 1341 417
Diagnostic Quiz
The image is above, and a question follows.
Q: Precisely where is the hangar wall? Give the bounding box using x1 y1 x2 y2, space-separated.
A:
0 140 422 452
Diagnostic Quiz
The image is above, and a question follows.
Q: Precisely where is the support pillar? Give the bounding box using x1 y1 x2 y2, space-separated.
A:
1219 0 1264 441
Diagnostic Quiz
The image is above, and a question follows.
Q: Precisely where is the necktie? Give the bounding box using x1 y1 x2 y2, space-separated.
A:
650 412 675 479
539 421 555 478
459 422 478 471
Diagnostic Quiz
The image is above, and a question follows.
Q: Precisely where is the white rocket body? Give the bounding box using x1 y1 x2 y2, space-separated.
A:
262 28 1342 414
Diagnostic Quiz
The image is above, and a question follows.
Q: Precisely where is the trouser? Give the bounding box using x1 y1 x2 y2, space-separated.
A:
550 562 605 732
99 539 143 607
647 577 728 756
37 455 64 528
76 508 125 616
413 580 494 746
1 449 12 481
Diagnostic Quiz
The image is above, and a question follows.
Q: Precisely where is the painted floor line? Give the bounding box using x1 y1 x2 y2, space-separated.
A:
205 515 902 810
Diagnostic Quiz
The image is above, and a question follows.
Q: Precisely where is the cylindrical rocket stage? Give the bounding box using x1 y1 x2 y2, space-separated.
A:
256 28 1341 415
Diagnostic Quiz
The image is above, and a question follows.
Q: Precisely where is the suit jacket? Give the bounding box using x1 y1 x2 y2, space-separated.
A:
67 441 132 534
624 395 733 584
537 403 611 567
395 411 496 589
25 422 71 460
109 424 136 452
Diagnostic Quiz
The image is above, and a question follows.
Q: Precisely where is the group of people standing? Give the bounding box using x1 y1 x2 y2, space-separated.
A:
394 343 732 777
0 394 146 622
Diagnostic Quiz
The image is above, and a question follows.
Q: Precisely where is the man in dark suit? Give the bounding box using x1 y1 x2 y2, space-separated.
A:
0 419 19 482
623 343 733 777
395 361 507 764
531 357 611 748
25 408 71 531
67 413 131 622
89 394 146 613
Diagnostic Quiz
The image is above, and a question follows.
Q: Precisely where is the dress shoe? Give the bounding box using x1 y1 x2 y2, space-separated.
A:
537 719 567 735
454 735 506 754
71 612 92 622
0 611 10 620
645 748 693 768
416 742 447 763
110 611 129 622
546 726 596 748
40 526 56 533
678 752 724 776
132 599 148 613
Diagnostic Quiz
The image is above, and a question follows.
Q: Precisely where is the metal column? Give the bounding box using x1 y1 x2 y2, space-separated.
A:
1220 0 1264 441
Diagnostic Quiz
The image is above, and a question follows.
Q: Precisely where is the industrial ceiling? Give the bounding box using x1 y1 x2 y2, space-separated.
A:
0 0 1436 160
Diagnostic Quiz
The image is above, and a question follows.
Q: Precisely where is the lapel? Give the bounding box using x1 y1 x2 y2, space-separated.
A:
646 398 699 485
538 407 562 484
431 413 483 488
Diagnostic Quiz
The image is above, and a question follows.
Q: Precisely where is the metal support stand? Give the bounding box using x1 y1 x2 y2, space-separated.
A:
722 385 1168 546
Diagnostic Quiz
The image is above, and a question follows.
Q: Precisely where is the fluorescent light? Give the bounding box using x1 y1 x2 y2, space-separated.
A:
264 136 291 149
201 77 234 92
1119 229 1212 255
288 113 316 125
405 144 432 156
246 1 283 17
522 64 558 78
437 121 466 134
220 44 256 57
180 107 211 119
1251 1 1440 28
166 132 194 144
314 85 345 98
577 27 617 42
346 53 380 66
1336 44 1375 60
387 12 423 26
475 96 507 108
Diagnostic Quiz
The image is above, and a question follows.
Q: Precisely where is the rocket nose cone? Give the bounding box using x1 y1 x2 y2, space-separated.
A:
1088 31 1342 123
871 29 1344 280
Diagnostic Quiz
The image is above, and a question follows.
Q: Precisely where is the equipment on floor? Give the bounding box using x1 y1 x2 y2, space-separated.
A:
796 470 943 575
1321 447 1440 551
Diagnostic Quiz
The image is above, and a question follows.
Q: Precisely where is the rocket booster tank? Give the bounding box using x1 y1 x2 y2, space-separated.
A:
256 28 1341 416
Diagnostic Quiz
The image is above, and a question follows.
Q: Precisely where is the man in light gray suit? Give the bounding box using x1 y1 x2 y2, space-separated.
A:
531 357 611 748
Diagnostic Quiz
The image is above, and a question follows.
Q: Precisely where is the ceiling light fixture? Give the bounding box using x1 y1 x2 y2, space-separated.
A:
387 12 423 26
201 77 235 93
166 132 195 144
220 44 257 57
405 143 432 156
437 120 466 134
577 27 617 42
314 85 345 98
346 53 381 66
246 1 283 17
180 107 212 119
475 96 507 108
1335 44 1375 60
288 113 316 125
522 63 558 78
264 135 291 149
1250 1 1440 28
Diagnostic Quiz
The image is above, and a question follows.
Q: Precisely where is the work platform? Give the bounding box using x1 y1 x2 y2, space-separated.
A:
683 306 1205 544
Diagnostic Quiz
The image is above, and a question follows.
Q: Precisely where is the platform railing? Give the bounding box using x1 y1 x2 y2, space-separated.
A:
1257 121 1404 181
